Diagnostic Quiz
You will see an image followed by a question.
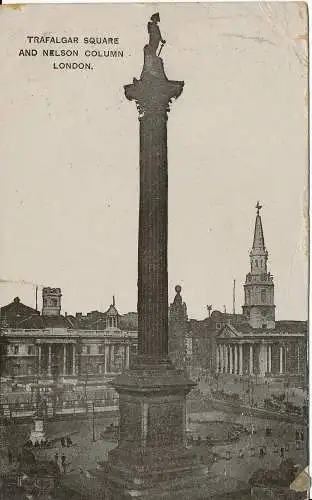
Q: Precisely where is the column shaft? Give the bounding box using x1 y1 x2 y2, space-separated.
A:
234 345 238 374
138 111 168 360
72 345 76 375
229 345 233 374
220 345 224 373
38 345 41 376
268 345 272 373
216 345 220 373
63 344 67 375
224 345 228 373
279 345 283 374
249 344 253 374
239 344 243 375
48 345 52 376
126 343 130 368
105 344 110 373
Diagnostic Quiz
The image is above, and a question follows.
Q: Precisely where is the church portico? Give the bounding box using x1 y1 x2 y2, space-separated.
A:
216 335 306 378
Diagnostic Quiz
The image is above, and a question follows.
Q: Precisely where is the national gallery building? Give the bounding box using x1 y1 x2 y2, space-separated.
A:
0 289 138 394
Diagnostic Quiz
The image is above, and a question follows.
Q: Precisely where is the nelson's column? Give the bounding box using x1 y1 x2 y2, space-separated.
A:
101 14 251 500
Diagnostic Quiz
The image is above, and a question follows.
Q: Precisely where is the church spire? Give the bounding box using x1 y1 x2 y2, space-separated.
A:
252 201 265 251
242 203 275 329
250 202 268 275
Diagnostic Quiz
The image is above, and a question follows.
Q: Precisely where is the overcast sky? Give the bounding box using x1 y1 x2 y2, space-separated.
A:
0 3 308 320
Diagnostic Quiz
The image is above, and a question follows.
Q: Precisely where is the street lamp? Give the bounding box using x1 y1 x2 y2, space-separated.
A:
92 401 96 442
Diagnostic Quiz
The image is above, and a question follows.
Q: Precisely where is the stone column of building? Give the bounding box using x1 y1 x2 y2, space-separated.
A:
224 344 228 373
109 344 114 372
123 343 127 370
48 345 52 377
63 344 67 376
279 345 283 374
38 345 42 375
239 343 243 375
229 345 233 374
249 344 253 374
104 343 110 374
103 17 213 498
268 344 272 373
126 343 130 369
72 345 76 375
216 345 220 373
220 344 224 373
234 345 238 374
258 343 266 376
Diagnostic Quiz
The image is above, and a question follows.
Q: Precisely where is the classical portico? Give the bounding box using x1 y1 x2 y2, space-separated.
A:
216 331 306 377
37 340 77 378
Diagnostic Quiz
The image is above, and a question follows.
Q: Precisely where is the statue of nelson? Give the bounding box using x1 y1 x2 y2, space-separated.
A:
147 13 166 56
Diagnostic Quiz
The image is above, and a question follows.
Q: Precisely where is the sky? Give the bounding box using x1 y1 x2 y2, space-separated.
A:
0 2 308 320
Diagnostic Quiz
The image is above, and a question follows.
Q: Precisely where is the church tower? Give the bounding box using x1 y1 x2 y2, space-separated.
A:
242 202 275 329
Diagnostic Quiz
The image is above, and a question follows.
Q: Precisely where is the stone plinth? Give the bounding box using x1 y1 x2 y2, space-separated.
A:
29 418 46 445
102 362 211 499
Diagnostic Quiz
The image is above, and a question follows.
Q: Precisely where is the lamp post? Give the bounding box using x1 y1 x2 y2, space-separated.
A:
92 401 96 442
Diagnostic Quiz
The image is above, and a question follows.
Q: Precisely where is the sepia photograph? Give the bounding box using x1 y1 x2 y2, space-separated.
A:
0 3 309 499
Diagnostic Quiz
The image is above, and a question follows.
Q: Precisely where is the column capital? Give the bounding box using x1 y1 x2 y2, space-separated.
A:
124 72 184 119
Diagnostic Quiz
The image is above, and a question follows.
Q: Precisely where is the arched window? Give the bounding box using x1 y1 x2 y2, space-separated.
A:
261 289 266 303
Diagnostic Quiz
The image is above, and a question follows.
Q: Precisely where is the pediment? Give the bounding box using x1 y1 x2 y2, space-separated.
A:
217 324 243 339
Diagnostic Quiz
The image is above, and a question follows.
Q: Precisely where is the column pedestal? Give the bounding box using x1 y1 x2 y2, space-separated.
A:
102 360 213 499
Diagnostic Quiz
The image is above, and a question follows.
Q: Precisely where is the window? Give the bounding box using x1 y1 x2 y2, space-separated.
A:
28 346 34 356
98 345 105 354
255 260 258 267
14 345 19 355
86 346 91 355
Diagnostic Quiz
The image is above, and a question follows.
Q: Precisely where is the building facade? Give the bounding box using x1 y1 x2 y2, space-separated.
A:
216 204 307 379
0 288 137 395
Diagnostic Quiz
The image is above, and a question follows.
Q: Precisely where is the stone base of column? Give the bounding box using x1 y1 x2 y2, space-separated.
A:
100 359 251 499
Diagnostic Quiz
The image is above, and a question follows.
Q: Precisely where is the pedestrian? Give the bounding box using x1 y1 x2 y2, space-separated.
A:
280 447 284 458
61 455 66 473
66 435 72 447
259 448 264 459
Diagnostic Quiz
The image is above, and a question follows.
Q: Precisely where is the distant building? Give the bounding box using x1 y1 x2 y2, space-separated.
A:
0 289 137 395
216 204 307 379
